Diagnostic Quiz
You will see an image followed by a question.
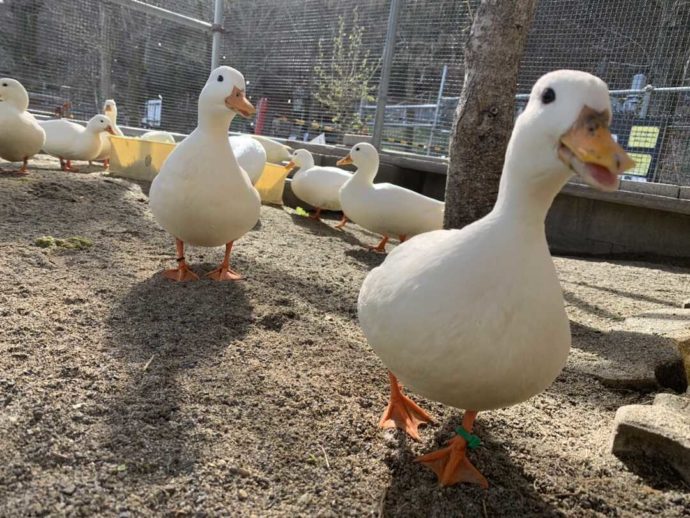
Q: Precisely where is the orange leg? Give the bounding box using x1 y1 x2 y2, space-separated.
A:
309 207 322 221
163 238 199 282
379 371 433 441
415 410 489 488
60 159 79 172
369 235 389 253
19 157 29 174
334 214 349 229
207 241 243 281
103 159 110 169
398 235 407 243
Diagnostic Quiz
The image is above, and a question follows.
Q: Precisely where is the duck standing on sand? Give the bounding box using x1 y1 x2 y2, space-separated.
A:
40 115 114 172
0 78 46 173
149 66 259 282
338 143 444 252
358 70 634 487
286 148 350 227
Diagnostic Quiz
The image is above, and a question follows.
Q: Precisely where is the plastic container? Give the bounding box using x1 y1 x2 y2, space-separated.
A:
109 135 176 182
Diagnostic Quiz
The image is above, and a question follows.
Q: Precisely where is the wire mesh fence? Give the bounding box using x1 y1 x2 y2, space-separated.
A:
0 0 688 184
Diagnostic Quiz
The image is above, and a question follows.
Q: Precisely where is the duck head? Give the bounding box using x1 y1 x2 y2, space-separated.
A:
103 99 117 117
86 115 115 135
337 142 379 168
0 78 30 112
199 66 255 119
508 70 634 193
286 149 315 171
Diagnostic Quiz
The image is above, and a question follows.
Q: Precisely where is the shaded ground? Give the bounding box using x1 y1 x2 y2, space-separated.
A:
1 157 689 517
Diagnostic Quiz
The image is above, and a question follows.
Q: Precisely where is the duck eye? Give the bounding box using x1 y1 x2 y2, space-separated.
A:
541 87 556 104
2 83 7 87
217 75 224 82
355 147 360 151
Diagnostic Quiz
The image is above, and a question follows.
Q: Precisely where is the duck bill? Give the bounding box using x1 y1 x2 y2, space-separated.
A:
558 107 635 192
285 160 296 171
106 126 115 135
336 154 353 166
225 86 256 118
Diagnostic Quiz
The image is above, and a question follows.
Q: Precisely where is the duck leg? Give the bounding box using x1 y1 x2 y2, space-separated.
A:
334 214 349 229
368 235 389 253
415 410 488 488
19 157 29 174
163 238 199 282
103 159 110 169
207 241 243 281
309 207 322 221
60 158 79 172
379 371 433 441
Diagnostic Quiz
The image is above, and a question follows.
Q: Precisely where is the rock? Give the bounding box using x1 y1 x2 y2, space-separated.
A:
682 300 690 309
578 309 690 391
611 393 690 484
238 489 248 501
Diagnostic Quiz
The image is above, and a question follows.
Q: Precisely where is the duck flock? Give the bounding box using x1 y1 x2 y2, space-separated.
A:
0 66 634 487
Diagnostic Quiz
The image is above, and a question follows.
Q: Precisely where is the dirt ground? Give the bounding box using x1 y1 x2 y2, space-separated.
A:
1 157 689 517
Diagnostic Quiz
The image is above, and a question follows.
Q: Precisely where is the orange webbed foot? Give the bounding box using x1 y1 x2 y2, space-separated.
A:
368 235 389 254
163 261 199 282
379 371 433 441
309 207 323 221
206 266 243 281
334 215 348 229
415 435 488 488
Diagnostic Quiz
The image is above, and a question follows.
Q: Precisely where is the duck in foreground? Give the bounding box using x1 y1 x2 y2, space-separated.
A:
287 148 351 227
40 115 114 172
0 78 46 173
337 143 444 252
357 70 634 487
149 66 259 282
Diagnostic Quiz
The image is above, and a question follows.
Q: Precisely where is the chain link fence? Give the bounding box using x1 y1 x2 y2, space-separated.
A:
1 0 688 184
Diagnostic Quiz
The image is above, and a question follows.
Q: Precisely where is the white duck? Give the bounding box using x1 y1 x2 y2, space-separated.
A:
229 135 266 185
93 99 124 167
286 148 351 226
358 70 634 487
0 78 46 173
40 115 114 172
149 66 259 282
250 135 292 163
141 130 176 144
338 143 444 252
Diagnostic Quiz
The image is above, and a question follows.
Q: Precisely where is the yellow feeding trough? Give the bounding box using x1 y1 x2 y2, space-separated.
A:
254 163 292 205
110 134 291 205
109 135 176 182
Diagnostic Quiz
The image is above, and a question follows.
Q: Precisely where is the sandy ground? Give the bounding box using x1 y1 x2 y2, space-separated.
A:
1 157 689 517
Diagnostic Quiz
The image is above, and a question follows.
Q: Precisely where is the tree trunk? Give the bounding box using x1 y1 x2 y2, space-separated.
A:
443 0 538 229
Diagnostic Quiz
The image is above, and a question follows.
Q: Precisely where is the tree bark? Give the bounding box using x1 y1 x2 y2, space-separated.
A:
443 0 538 229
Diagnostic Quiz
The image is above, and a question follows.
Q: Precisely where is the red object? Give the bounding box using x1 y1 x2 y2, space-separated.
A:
254 98 268 135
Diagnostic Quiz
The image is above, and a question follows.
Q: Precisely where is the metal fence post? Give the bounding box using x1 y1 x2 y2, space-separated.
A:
372 0 403 150
426 64 448 155
211 0 224 70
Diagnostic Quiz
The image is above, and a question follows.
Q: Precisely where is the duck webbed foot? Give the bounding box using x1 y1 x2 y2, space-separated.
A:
334 214 348 229
206 241 243 281
162 239 199 282
309 207 322 221
368 235 389 253
379 371 433 441
415 410 489 488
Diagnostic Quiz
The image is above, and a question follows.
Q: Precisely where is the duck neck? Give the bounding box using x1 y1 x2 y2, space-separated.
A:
351 158 379 185
197 108 235 140
493 138 572 227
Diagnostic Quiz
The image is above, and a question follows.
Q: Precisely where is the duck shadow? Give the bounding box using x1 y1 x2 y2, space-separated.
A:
103 275 253 481
344 248 387 269
382 416 558 517
288 212 362 244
